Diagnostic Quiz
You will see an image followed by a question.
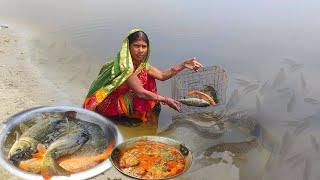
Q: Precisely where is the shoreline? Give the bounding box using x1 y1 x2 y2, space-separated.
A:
0 24 73 180
0 27 74 122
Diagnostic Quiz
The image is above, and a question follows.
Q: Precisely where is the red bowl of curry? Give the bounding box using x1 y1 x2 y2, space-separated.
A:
110 136 193 179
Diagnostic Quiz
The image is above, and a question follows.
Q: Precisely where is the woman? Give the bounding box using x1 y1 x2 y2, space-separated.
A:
83 28 203 122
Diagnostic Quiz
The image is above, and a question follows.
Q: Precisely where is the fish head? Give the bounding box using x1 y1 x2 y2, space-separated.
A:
65 111 77 119
8 138 38 164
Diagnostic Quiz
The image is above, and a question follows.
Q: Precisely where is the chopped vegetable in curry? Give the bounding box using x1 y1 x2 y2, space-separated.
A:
118 140 185 179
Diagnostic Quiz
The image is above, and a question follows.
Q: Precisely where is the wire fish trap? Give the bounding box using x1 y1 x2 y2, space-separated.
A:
172 65 228 113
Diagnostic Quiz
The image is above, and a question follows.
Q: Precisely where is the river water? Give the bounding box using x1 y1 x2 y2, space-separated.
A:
1 0 320 179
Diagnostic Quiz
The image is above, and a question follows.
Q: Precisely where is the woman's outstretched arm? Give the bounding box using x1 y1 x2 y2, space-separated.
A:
126 73 181 112
148 57 203 81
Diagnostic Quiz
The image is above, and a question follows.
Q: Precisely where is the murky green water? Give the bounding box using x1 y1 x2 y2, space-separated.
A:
1 1 320 179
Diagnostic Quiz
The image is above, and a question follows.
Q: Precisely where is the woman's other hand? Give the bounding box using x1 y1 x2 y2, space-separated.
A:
183 57 204 72
164 97 181 112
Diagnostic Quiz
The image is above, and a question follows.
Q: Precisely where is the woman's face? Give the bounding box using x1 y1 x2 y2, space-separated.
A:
129 39 148 63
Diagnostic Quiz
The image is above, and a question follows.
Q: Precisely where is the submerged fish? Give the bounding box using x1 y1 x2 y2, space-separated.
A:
303 158 311 180
304 97 319 105
287 92 296 113
158 116 226 139
179 97 210 107
225 89 241 112
309 134 320 152
242 84 259 95
282 58 296 66
279 131 293 159
234 78 252 87
258 80 270 95
300 73 307 90
0 25 9 29
225 110 250 124
181 110 225 122
203 137 258 157
256 95 262 112
227 112 275 151
188 90 216 105
289 63 304 72
286 153 303 164
271 68 286 88
293 120 310 136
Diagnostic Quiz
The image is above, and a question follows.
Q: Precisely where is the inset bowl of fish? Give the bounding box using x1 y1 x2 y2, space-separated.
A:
110 136 192 180
0 105 123 180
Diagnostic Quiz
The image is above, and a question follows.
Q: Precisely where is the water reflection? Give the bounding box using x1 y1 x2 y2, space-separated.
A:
110 104 161 140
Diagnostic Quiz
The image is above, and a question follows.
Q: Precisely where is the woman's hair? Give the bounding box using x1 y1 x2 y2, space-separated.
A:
128 31 149 46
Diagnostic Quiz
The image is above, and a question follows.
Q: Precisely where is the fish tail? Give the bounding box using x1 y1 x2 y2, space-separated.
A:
222 121 231 129
32 144 47 159
260 126 276 151
254 135 264 152
187 90 196 96
18 158 42 174
41 153 70 179
101 138 115 160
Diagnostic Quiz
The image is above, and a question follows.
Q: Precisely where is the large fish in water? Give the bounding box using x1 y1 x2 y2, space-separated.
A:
158 115 226 139
203 137 258 157
8 111 109 178
226 111 276 151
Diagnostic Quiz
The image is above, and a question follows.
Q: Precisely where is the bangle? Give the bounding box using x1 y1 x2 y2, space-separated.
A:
161 96 169 105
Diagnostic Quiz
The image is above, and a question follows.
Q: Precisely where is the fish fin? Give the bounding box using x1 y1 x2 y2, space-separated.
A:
14 131 20 141
256 136 264 152
32 144 47 160
19 122 29 133
187 90 196 96
18 158 42 174
234 155 248 162
41 154 70 179
238 126 250 134
222 121 231 129
65 111 77 119
42 172 53 180
101 138 115 160
259 126 276 151
187 92 202 100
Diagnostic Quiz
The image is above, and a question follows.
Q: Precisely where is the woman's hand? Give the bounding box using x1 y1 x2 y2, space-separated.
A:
183 57 204 72
164 97 181 112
